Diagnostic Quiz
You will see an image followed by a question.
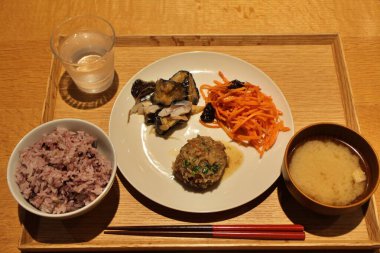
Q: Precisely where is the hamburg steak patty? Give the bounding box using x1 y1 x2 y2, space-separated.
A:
172 135 228 190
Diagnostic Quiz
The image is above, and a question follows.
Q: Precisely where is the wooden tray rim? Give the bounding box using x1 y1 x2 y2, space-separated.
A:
20 33 380 251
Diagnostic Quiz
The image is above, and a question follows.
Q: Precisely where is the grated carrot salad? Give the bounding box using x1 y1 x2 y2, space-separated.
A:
200 71 290 157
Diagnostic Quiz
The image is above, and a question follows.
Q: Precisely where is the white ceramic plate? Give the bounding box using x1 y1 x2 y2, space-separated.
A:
109 51 294 213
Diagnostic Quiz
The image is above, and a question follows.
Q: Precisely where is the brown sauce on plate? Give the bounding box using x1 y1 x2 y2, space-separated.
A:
222 141 244 180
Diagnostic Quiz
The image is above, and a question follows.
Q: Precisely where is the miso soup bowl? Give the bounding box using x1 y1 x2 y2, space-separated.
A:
282 123 379 215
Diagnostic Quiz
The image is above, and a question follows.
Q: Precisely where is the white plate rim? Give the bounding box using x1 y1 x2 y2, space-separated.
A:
109 51 294 213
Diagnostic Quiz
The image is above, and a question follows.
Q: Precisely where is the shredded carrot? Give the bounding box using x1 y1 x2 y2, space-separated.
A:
200 71 290 157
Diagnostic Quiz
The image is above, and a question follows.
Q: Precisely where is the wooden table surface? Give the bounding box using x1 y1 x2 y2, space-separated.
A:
1 1 380 252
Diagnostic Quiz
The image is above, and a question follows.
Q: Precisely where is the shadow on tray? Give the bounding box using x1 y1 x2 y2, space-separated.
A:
58 71 119 110
19 179 120 243
117 170 278 223
118 170 367 236
277 176 367 237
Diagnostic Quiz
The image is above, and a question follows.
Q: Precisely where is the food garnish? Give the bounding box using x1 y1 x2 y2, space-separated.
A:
200 71 290 157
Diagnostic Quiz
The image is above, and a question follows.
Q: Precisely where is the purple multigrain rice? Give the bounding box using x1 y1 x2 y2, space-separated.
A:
15 127 112 214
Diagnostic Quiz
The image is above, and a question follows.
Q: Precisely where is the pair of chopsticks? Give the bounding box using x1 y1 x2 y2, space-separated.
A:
104 224 305 240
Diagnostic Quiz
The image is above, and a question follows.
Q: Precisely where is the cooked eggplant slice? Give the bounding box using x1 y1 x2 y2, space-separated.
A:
155 116 182 135
145 110 160 125
129 100 161 125
158 100 192 118
151 79 186 106
129 71 200 136
169 70 200 105
131 79 156 100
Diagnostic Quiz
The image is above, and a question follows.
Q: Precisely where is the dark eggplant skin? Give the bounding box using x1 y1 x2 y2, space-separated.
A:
131 79 156 100
144 110 161 125
151 79 186 106
169 70 200 105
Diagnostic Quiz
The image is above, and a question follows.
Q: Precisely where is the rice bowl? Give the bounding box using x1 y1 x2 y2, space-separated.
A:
7 118 117 219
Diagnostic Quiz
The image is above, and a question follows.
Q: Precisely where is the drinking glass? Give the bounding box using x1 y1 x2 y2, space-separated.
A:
50 15 115 93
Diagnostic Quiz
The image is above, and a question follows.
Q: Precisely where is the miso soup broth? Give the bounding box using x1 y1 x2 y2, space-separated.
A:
289 138 368 206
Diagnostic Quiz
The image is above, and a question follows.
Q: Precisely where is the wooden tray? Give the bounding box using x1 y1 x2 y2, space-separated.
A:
19 34 380 251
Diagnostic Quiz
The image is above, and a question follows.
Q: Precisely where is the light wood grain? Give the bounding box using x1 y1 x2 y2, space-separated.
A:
1 1 380 252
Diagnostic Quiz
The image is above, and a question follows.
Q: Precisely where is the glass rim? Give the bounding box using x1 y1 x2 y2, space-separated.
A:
50 15 115 66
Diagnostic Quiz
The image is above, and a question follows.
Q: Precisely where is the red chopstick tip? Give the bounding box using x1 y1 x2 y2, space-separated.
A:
212 224 304 232
213 231 305 240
